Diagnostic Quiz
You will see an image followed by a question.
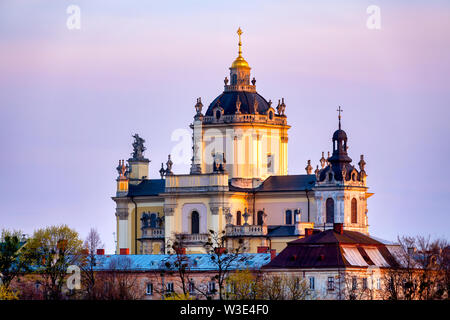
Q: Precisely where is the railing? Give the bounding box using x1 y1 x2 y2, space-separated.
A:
225 224 267 237
202 114 287 126
176 233 209 244
141 228 165 239
165 173 229 193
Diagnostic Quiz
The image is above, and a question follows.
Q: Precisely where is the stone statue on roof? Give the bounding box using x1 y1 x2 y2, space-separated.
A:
131 134 147 161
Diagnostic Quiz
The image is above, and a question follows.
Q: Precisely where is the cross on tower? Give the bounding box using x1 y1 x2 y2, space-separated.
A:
337 106 343 129
237 27 243 56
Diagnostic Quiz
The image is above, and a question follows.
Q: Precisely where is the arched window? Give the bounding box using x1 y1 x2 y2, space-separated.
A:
351 198 357 224
236 211 242 226
257 211 264 226
149 213 157 228
326 198 334 224
215 110 221 120
191 211 199 234
285 210 292 225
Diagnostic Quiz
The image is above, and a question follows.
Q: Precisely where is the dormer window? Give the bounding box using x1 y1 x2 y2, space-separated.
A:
215 110 221 120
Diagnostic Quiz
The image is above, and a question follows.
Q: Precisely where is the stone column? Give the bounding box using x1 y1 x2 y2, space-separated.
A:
115 205 129 252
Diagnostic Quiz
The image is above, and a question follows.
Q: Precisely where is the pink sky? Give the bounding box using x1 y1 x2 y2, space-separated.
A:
1 1 449 253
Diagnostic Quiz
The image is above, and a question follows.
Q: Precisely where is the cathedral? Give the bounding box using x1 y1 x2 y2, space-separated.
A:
113 29 372 255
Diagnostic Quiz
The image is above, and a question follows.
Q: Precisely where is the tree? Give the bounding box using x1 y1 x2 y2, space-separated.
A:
94 256 141 300
225 269 258 300
163 235 191 298
24 225 83 300
203 229 246 300
80 228 104 299
0 229 29 289
381 235 449 300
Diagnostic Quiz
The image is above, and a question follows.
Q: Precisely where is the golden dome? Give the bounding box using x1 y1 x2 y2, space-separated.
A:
230 27 251 69
231 56 250 69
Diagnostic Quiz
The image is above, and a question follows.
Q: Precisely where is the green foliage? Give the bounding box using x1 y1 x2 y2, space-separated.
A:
0 229 28 288
24 225 83 300
0 285 18 300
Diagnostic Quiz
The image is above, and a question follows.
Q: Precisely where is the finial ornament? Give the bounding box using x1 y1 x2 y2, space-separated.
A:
159 163 165 178
237 27 243 57
117 160 128 178
305 160 313 175
358 154 366 171
320 151 326 168
337 106 343 130
165 155 173 175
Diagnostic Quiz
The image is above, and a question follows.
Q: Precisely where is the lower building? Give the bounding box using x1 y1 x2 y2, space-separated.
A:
262 223 405 299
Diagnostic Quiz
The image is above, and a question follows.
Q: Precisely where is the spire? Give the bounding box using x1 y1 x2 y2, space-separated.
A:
337 106 343 130
237 27 243 57
230 27 250 69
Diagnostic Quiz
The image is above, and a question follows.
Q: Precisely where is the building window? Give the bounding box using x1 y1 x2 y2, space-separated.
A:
285 210 292 225
309 277 315 290
257 211 264 226
362 278 368 290
146 283 153 295
150 213 157 228
376 278 381 290
269 110 274 120
188 281 195 294
326 198 334 224
191 211 199 234
208 281 216 294
327 277 334 291
236 211 242 226
166 282 174 293
215 110 221 120
352 277 357 290
351 198 357 224
267 154 274 174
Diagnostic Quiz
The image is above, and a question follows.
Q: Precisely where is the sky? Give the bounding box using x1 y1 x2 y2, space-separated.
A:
0 0 449 253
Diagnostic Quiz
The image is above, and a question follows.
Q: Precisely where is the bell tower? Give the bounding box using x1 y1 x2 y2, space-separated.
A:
313 108 371 234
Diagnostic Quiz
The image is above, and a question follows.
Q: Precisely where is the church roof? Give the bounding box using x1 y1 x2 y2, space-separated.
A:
267 225 297 237
229 174 316 193
93 253 271 272
263 229 402 269
205 91 271 116
127 179 165 197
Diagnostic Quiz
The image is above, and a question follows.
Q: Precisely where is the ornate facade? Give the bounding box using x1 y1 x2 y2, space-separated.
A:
113 29 371 255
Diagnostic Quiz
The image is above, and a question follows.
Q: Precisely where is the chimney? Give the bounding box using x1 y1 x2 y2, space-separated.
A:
257 246 269 253
270 249 276 260
333 223 344 234
305 228 314 237
96 249 105 255
120 248 130 255
214 247 226 254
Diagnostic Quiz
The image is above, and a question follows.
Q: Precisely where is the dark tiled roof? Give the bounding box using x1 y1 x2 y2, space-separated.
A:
205 91 271 116
127 179 165 197
267 225 297 237
264 229 400 269
230 175 316 193
288 230 383 246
